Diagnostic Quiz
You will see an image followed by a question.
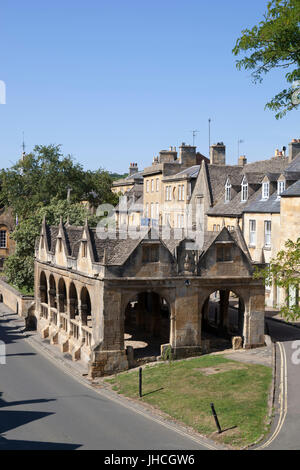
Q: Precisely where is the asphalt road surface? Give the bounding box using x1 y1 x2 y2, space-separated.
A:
0 306 215 451
262 319 300 450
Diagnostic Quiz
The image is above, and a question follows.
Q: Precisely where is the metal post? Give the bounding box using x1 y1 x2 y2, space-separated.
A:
210 403 222 433
139 367 142 398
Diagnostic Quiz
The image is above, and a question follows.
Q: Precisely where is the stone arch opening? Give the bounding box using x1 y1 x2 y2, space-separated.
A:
58 278 67 313
49 274 57 308
39 271 48 304
201 289 245 351
69 282 78 319
80 287 91 326
124 291 170 360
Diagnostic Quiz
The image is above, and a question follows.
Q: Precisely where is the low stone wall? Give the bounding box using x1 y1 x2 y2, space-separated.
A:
0 278 35 322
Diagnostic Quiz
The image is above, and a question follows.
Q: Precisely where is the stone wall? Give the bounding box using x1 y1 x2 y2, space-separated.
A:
0 278 35 320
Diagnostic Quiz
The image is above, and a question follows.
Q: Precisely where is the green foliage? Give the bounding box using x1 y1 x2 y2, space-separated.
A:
4 255 34 294
255 238 300 319
0 144 119 292
0 144 117 218
233 0 300 118
162 344 173 362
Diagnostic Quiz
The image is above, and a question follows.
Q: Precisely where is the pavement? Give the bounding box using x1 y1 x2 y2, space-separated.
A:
0 303 223 450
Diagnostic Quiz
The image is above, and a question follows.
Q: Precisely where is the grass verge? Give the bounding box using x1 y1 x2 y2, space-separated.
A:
105 355 272 448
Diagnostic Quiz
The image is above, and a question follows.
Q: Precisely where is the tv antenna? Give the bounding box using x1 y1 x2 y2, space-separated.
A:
190 130 199 146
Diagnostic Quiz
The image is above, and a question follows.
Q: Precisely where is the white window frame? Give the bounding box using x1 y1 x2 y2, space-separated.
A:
178 185 182 201
225 179 231 202
264 220 271 247
182 184 185 201
146 180 149 193
277 180 285 196
156 178 159 192
262 182 269 200
151 179 154 192
150 203 154 219
241 177 248 202
249 220 256 246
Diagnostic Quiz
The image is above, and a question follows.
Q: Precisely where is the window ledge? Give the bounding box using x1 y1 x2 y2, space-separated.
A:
264 246 271 251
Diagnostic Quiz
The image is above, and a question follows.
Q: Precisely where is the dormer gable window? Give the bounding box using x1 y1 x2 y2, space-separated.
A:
277 179 286 196
225 178 231 202
262 182 270 200
82 240 87 258
241 176 248 202
57 237 62 252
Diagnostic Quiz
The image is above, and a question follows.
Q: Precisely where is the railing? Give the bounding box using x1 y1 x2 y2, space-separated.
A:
50 308 58 326
60 313 68 332
70 319 80 340
40 303 49 320
82 325 92 347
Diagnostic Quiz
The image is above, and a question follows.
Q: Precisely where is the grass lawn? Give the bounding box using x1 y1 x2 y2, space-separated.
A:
106 355 273 448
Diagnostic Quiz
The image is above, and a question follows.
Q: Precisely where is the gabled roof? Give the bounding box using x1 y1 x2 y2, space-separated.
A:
163 165 200 181
243 189 281 214
281 179 300 197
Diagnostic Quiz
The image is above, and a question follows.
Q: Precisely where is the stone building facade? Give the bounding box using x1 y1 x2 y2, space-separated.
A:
35 217 265 377
0 207 15 268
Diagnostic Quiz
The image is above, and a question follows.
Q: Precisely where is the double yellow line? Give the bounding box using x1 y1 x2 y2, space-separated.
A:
258 342 287 449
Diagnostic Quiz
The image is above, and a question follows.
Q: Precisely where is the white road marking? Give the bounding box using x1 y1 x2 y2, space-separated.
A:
258 342 287 449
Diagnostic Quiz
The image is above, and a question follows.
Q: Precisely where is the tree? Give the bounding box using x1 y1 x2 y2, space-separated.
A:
255 238 300 319
0 144 117 219
233 0 300 119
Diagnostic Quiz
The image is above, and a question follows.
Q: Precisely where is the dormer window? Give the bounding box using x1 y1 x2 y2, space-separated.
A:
82 241 87 258
241 177 248 202
225 179 231 202
277 180 286 196
57 237 62 252
262 182 270 200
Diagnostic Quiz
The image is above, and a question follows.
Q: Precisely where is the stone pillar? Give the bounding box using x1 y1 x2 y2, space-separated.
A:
243 292 265 348
89 287 128 378
219 290 230 333
172 286 201 359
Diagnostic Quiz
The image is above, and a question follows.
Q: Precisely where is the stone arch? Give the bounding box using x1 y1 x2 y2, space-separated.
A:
69 282 78 319
49 274 57 308
39 271 48 304
200 286 247 349
58 278 67 313
80 286 91 326
123 289 172 360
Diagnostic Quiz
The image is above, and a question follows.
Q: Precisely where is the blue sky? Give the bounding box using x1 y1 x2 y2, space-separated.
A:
0 0 299 173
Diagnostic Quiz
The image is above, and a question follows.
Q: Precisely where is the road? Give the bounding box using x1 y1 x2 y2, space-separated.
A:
261 318 300 450
0 305 216 450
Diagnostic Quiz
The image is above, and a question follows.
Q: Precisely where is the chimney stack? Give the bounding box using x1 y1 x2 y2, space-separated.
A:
129 163 139 176
210 142 226 165
238 155 247 166
289 139 300 162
